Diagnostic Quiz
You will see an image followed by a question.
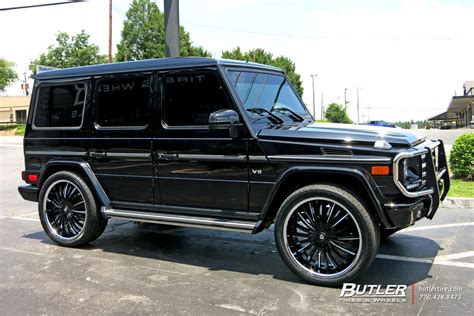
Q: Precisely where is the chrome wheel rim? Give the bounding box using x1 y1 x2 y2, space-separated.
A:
283 197 362 277
43 180 87 240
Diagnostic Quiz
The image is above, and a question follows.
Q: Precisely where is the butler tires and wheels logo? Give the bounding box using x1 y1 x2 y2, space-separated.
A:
339 283 408 303
339 281 463 304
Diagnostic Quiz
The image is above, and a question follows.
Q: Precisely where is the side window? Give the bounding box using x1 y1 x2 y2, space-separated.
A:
34 83 86 128
96 73 151 127
162 69 233 127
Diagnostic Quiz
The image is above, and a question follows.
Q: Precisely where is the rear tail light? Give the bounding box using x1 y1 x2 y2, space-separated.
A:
22 171 39 183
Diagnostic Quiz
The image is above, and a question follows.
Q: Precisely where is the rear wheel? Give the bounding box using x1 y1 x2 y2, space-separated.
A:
38 171 108 247
274 184 379 286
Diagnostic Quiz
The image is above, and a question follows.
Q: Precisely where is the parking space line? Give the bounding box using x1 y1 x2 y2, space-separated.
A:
0 247 44 256
10 216 40 222
405 222 474 231
376 253 474 269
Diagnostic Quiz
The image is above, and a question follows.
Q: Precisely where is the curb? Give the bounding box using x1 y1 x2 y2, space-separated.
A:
442 197 474 209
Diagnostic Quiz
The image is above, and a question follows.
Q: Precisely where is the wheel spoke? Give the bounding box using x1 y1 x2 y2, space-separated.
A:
331 214 348 229
329 240 356 256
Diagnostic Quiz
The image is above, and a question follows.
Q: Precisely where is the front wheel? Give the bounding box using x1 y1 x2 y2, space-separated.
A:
274 184 379 286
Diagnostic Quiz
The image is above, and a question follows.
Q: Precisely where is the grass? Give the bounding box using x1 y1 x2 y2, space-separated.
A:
448 178 474 198
15 124 26 135
0 124 25 136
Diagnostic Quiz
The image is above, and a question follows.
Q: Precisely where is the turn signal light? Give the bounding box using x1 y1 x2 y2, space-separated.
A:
371 166 390 175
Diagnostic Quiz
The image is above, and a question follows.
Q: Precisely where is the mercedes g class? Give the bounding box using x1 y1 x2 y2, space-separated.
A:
18 58 450 286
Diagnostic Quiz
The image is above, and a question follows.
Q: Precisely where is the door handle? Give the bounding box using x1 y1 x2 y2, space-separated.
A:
157 153 178 161
91 152 107 158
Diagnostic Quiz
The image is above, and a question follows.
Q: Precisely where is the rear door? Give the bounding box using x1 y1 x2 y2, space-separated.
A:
153 68 249 213
88 72 155 205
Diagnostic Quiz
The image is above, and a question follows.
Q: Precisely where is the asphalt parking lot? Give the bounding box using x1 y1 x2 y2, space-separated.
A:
1 134 473 315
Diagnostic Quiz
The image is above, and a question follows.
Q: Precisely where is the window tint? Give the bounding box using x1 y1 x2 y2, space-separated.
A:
96 74 150 127
228 71 307 115
34 83 86 128
163 70 232 126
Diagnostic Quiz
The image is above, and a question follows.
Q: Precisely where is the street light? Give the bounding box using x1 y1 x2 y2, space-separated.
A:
311 74 317 119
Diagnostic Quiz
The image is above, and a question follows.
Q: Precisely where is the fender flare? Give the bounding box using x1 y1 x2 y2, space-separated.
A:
254 166 392 232
40 159 110 207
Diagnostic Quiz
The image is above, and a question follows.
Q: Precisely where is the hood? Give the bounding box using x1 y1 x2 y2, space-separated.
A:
258 122 425 148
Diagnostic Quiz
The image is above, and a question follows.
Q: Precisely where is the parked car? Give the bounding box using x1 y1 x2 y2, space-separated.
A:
18 58 450 286
368 120 396 128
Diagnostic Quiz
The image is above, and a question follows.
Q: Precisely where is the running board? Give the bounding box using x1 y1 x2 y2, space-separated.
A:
101 207 256 233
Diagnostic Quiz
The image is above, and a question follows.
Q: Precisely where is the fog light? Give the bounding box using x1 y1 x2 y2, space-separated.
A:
416 210 422 219
406 182 421 190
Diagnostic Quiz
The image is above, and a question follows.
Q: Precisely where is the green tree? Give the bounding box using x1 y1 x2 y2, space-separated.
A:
325 103 352 123
116 0 211 61
0 58 18 92
221 47 303 96
29 31 107 75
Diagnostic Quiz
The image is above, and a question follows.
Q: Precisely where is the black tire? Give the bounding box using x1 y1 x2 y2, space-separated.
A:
274 184 380 286
38 171 108 247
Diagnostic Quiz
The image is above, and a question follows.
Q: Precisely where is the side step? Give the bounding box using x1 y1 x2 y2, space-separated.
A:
101 207 257 233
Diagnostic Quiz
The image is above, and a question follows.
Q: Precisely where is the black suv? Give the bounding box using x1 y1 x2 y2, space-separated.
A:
18 58 449 286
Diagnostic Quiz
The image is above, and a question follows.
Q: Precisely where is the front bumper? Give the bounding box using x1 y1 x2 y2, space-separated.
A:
385 139 450 228
18 185 39 202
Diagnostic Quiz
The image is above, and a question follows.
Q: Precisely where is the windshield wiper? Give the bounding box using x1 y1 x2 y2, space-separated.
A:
272 106 304 122
247 107 284 124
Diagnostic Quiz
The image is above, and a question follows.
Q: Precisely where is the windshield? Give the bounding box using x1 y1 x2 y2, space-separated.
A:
226 70 309 117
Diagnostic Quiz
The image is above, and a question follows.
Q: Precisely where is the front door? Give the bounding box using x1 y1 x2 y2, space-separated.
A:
154 68 248 212
88 72 155 205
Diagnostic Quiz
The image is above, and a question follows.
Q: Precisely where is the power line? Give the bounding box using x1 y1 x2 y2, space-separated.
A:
0 0 85 11
188 23 468 41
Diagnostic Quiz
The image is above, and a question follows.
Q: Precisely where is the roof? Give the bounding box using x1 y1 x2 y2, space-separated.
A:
427 111 459 121
446 95 474 113
35 57 283 80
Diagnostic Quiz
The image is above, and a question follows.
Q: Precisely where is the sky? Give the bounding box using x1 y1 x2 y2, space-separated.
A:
1 0 473 122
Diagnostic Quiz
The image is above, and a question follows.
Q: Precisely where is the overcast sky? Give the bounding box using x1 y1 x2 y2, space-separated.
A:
1 0 473 122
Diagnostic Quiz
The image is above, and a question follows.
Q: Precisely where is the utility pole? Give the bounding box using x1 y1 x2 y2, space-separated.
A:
108 0 112 63
357 87 360 124
311 74 317 119
344 88 348 111
321 91 324 120
164 0 180 57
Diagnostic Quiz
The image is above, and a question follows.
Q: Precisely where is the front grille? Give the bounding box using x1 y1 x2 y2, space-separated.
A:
420 153 427 190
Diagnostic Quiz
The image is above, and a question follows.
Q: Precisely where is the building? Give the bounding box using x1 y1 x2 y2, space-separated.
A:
428 81 474 128
0 96 31 124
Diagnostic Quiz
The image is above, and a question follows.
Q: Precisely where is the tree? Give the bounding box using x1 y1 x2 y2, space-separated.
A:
0 58 18 92
116 0 211 61
29 31 107 75
221 47 303 96
325 103 353 123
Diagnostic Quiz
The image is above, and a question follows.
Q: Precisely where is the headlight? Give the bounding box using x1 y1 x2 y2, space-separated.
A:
399 156 423 191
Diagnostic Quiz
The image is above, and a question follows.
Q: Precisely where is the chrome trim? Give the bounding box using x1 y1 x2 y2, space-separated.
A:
101 207 256 233
393 148 434 198
102 152 151 159
25 150 87 157
177 154 246 162
267 155 391 163
437 168 447 181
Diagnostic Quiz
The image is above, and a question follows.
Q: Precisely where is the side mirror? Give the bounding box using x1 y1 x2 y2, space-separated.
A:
209 109 240 126
209 109 242 138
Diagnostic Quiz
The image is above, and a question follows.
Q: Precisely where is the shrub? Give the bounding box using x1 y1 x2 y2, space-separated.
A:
449 133 474 180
